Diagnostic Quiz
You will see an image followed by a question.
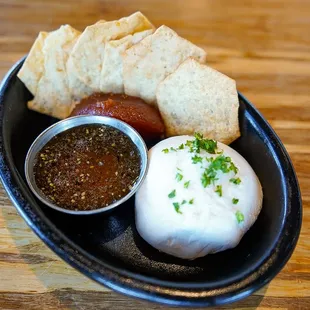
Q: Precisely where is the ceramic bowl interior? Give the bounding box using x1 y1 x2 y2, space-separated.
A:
0 58 302 307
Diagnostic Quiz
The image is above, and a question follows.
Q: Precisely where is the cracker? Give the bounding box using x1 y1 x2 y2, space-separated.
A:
28 25 81 119
123 25 207 106
156 58 240 144
67 12 154 95
17 31 49 96
100 29 153 93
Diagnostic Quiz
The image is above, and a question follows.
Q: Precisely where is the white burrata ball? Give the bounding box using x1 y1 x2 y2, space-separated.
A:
135 135 263 260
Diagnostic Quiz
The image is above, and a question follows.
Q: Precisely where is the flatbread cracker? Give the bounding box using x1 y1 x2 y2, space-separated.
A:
28 25 81 119
123 25 207 106
67 20 107 101
156 58 240 144
68 12 154 95
17 31 49 96
67 56 94 101
100 29 153 94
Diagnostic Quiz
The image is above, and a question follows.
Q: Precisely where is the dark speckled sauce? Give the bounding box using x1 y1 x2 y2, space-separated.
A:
34 124 141 211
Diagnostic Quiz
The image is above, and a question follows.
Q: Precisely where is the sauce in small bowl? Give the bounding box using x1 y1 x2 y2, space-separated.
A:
25 116 148 215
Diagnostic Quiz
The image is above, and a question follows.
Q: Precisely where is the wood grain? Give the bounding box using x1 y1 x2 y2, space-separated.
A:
0 0 309 309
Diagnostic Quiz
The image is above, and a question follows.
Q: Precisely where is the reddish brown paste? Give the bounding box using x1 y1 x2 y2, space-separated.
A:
70 93 165 140
34 124 141 211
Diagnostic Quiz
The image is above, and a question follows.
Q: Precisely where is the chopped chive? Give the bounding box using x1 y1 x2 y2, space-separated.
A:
162 148 169 153
192 155 203 164
215 185 222 197
168 189 176 198
178 143 184 150
201 170 218 188
176 172 183 182
184 180 190 188
236 210 244 223
192 133 218 154
181 199 187 205
173 202 182 214
230 177 241 185
200 154 238 188
194 132 203 140
185 140 193 148
229 162 238 174
232 198 239 204
189 198 194 204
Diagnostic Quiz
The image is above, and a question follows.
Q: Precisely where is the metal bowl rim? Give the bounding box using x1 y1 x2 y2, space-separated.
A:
24 115 148 215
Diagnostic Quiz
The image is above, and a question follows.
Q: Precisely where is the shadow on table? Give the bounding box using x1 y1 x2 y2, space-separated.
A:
1 204 268 310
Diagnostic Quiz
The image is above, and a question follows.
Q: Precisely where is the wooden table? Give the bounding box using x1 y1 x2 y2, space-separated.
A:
0 0 309 309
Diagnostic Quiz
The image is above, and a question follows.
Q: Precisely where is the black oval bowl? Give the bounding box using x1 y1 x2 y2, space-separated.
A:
0 58 302 307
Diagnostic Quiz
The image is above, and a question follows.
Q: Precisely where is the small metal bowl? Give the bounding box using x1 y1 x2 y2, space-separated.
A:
24 115 148 215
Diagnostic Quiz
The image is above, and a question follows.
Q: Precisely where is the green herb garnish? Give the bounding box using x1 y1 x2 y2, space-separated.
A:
200 155 238 188
209 155 232 173
192 155 203 164
178 143 185 150
201 139 218 154
168 189 176 198
177 167 182 171
184 180 190 188
189 198 194 204
176 172 183 182
194 132 218 154
185 133 218 154
201 169 218 187
185 140 193 148
162 148 169 154
194 132 204 140
173 202 182 214
170 147 177 152
230 177 241 185
229 162 239 174
232 198 239 204
215 185 222 197
181 200 187 205
236 210 244 223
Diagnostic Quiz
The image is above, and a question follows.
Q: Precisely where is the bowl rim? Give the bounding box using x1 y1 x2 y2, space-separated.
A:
0 57 302 307
24 114 148 215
